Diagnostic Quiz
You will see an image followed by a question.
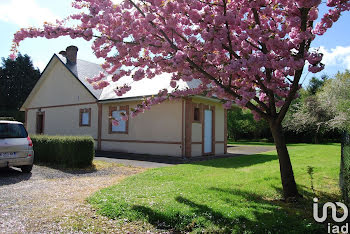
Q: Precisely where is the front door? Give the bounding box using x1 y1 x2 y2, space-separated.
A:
204 109 213 154
36 113 44 134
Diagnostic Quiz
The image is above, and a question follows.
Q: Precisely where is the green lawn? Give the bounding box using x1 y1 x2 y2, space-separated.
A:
88 144 341 233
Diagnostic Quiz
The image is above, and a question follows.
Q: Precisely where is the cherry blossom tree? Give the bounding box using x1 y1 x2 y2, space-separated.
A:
11 0 350 199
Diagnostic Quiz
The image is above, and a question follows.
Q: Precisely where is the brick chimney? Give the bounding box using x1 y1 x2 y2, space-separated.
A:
65 46 78 64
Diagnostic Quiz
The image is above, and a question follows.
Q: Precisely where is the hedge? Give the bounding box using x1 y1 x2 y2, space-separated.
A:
31 135 95 168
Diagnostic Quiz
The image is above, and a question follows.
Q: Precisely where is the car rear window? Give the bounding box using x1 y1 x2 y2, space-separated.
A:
0 123 28 138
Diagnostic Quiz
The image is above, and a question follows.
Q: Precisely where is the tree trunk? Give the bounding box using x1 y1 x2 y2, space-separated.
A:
269 120 300 200
314 126 320 144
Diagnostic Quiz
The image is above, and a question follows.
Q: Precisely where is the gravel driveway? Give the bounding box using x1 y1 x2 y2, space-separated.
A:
0 162 146 233
0 146 276 233
227 144 275 155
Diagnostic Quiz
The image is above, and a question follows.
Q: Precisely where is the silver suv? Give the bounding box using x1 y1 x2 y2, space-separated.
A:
0 120 34 173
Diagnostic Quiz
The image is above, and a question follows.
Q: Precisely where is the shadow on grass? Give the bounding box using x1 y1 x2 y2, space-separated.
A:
228 141 334 147
189 153 278 169
96 151 183 164
273 184 341 202
130 186 325 233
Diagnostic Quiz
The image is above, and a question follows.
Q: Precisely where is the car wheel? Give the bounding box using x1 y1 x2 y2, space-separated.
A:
21 165 33 173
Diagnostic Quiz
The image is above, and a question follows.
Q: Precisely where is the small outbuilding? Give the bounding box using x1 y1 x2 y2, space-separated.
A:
21 46 227 157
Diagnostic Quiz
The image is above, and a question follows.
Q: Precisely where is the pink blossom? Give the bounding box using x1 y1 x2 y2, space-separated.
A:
133 69 145 81
276 100 285 108
121 115 129 121
307 52 323 65
87 72 105 84
92 80 109 90
111 119 119 126
9 0 350 122
259 93 267 102
170 80 177 88
9 53 16 60
308 63 325 73
309 8 319 21
114 85 131 96
223 101 233 109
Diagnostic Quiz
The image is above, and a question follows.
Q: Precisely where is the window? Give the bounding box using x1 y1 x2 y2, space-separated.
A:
0 123 28 139
82 113 89 125
79 108 91 127
111 110 126 132
193 107 200 122
109 106 129 134
192 104 202 123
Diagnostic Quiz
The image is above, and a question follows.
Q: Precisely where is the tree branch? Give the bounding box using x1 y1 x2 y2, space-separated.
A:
127 0 269 119
221 44 241 59
93 35 162 48
195 0 224 7
251 8 276 117
276 8 311 124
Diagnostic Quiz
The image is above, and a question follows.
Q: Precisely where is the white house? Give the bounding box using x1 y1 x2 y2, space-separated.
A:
21 46 227 157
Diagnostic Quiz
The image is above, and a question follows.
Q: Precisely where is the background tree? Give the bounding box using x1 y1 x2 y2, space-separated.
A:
283 95 335 143
318 70 350 130
283 75 338 143
11 0 350 199
0 53 40 111
306 74 328 95
317 70 350 205
228 106 270 141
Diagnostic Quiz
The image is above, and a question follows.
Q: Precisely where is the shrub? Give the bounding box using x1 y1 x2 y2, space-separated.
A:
31 135 95 168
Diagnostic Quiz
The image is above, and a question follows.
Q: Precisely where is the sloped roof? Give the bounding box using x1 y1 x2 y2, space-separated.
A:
99 72 201 101
20 53 209 111
56 54 201 101
56 54 104 99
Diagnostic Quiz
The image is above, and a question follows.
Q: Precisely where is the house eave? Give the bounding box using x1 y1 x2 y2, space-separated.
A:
98 95 149 104
97 95 221 104
192 95 222 103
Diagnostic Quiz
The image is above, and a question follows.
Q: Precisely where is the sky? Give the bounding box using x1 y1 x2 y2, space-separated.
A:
0 0 350 86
